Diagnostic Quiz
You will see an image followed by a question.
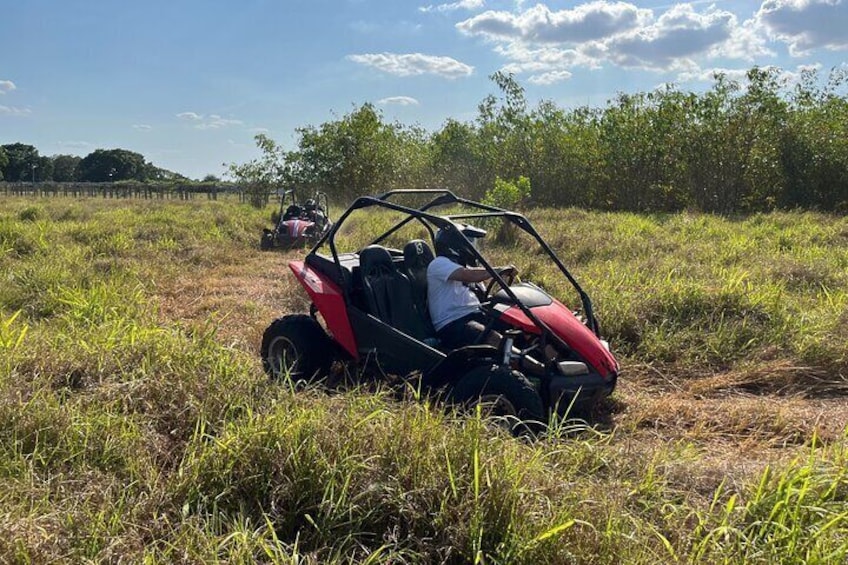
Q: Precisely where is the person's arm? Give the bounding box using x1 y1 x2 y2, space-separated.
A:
448 265 516 283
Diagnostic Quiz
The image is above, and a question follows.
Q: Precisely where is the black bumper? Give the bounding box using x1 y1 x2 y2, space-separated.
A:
547 372 617 416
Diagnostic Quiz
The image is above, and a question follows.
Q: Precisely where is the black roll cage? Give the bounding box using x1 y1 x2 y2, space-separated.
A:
278 188 331 219
306 189 601 346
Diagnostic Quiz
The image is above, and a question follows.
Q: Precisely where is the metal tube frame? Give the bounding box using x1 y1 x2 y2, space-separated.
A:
305 190 601 346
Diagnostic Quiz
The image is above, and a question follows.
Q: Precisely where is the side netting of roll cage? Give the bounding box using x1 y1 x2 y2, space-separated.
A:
306 189 601 343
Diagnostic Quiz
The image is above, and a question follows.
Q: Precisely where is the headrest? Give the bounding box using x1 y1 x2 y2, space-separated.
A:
359 245 394 276
403 239 434 270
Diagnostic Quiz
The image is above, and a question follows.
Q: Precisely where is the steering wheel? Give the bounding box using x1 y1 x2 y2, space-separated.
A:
484 267 519 298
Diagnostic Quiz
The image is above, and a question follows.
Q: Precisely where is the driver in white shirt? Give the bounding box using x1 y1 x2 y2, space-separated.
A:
427 224 516 350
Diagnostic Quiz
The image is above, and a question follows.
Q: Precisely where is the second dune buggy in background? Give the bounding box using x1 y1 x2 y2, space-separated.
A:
260 189 332 250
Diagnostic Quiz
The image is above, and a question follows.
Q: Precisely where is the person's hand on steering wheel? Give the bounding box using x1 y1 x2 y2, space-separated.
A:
498 264 518 278
485 264 519 297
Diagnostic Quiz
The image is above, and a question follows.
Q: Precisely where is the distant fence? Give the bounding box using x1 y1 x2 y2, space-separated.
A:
0 182 254 202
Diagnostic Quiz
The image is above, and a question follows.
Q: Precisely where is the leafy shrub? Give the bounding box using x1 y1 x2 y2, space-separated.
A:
482 176 531 210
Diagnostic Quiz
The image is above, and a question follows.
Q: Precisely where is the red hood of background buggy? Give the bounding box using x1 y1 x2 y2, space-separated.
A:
280 219 315 238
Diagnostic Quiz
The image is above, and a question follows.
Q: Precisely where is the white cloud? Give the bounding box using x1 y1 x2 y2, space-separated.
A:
528 70 573 85
57 141 93 149
177 111 243 129
132 124 152 131
674 62 822 87
0 105 31 116
604 4 738 69
777 62 825 84
377 96 420 106
177 111 203 121
675 66 752 84
347 52 474 78
0 80 16 94
198 114 244 130
420 0 485 13
456 2 651 43
497 44 600 75
757 0 848 55
711 15 774 60
456 2 777 78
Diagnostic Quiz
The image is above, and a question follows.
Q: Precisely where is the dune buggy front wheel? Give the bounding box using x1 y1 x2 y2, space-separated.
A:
260 230 275 250
260 314 333 382
447 365 544 434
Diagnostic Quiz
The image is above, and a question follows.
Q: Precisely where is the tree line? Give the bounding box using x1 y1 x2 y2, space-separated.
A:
231 66 848 213
0 145 194 184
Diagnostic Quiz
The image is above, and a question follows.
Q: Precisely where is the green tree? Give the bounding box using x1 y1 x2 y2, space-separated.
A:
382 122 432 190
430 119 488 198
228 134 287 208
527 102 603 208
595 87 695 211
482 175 531 209
1 143 40 181
77 148 149 182
230 105 429 205
0 146 7 181
682 68 790 213
286 103 413 201
35 155 53 182
230 65 848 213
783 66 848 209
51 154 81 182
145 164 186 182
476 72 533 185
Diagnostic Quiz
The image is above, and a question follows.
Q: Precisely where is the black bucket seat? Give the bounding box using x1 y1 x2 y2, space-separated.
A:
403 239 436 336
283 204 302 221
359 245 431 341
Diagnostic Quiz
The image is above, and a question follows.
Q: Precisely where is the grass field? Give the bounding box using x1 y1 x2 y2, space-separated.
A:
1 197 846 564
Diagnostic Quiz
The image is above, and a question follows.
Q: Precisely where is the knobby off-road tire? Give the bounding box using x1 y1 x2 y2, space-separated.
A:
447 365 545 435
261 315 333 382
260 230 274 250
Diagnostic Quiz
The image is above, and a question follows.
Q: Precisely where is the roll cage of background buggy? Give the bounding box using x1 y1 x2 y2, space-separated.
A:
305 189 602 355
278 189 331 221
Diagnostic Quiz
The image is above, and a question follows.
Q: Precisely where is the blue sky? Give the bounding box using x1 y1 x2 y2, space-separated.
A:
2 0 846 179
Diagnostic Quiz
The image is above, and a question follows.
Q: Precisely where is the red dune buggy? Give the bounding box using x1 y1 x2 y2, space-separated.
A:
260 190 332 250
260 190 619 427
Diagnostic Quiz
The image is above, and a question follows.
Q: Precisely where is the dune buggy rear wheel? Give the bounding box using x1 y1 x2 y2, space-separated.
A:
448 365 544 434
261 314 333 382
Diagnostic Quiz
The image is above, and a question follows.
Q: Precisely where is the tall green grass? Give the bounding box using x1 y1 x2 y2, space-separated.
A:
0 197 845 563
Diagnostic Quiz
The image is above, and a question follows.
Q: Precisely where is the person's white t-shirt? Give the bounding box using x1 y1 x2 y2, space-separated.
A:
427 256 481 331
